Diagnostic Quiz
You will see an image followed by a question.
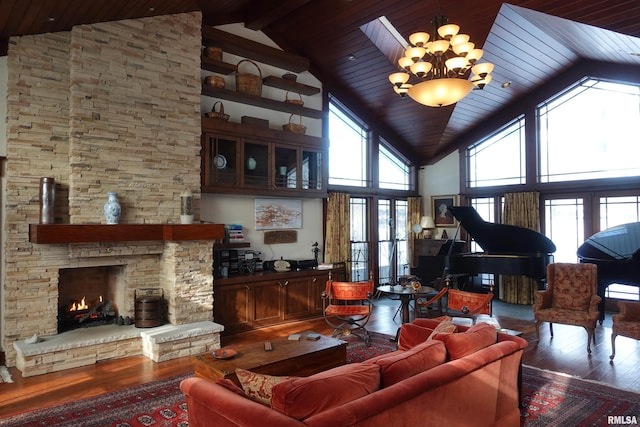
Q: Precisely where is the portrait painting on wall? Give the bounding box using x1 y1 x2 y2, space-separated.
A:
431 195 458 227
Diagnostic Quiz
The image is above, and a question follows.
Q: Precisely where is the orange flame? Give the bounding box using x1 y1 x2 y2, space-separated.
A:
69 297 89 311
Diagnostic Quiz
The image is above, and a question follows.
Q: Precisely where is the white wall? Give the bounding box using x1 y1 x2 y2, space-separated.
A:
201 194 323 262
419 151 461 239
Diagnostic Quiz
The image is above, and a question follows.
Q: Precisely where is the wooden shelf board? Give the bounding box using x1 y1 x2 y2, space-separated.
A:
201 56 237 75
202 27 309 73
262 76 320 96
201 85 323 120
29 224 225 244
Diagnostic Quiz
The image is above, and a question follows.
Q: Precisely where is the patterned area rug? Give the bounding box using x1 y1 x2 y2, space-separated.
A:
3 335 639 426
522 365 640 426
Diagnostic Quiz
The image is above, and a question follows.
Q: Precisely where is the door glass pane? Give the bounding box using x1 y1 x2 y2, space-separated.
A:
206 134 238 186
599 196 640 300
395 200 408 277
378 200 392 285
302 150 322 190
275 146 297 189
544 198 584 263
350 198 369 281
244 142 269 188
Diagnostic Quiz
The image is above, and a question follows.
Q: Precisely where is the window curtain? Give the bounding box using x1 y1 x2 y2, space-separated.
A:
325 192 351 277
408 196 422 268
502 191 541 304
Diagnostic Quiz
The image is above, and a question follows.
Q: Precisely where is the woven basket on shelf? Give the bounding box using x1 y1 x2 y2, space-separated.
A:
235 59 262 96
205 101 230 121
284 91 304 106
203 47 222 61
282 114 306 134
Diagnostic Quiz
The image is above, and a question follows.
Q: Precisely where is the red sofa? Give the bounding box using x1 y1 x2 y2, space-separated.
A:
181 318 527 427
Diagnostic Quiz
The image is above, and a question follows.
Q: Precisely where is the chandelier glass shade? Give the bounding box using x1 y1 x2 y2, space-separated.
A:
389 15 494 107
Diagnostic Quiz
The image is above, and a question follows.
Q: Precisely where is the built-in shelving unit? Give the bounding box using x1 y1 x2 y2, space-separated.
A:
29 224 225 244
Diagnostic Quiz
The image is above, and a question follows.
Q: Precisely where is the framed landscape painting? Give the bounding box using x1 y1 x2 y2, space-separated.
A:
432 195 458 227
255 198 302 230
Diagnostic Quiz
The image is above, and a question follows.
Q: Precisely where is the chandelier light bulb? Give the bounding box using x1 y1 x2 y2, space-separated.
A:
398 56 413 70
452 41 474 56
429 39 450 55
450 33 470 46
389 72 410 87
405 46 426 62
472 62 494 78
466 48 484 63
437 23 460 39
409 32 430 47
410 61 433 78
445 56 469 74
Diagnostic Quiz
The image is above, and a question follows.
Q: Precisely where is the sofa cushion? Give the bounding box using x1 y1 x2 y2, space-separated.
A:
235 368 294 405
434 322 498 360
367 339 446 386
215 378 247 399
271 362 380 421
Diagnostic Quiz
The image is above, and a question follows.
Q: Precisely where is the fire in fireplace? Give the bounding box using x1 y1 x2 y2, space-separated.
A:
58 266 127 333
58 295 118 332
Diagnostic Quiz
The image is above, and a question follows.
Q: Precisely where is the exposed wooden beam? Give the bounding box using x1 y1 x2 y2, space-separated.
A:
244 0 311 31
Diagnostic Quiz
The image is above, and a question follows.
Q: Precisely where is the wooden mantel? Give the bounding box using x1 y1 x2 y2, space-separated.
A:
29 224 226 244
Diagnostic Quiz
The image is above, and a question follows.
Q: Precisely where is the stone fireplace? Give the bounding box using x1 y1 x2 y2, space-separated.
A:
3 12 224 376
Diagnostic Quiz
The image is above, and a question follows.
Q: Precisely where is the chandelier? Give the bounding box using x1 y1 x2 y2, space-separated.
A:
388 14 494 107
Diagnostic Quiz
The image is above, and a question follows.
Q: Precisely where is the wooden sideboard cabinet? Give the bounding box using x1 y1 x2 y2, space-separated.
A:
214 267 344 335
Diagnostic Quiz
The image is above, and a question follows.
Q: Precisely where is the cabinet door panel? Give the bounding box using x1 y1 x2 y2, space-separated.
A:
283 277 311 319
253 281 282 325
214 284 251 333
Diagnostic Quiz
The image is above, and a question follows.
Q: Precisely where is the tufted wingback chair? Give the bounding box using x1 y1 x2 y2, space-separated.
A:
533 262 601 354
610 300 640 360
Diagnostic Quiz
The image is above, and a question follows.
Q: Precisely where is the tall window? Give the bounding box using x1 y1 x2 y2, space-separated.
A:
539 78 640 183
328 100 368 187
467 117 526 188
379 143 411 190
544 198 584 263
328 96 415 285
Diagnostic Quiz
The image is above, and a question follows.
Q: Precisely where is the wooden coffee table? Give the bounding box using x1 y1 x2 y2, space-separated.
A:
192 332 347 385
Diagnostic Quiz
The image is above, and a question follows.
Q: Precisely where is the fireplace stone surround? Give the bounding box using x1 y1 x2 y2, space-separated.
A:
1 12 226 376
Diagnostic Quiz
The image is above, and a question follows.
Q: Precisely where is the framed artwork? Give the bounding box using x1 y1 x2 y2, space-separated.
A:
432 195 458 227
255 198 302 230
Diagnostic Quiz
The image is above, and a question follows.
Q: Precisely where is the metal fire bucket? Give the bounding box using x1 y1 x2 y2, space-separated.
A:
134 288 164 328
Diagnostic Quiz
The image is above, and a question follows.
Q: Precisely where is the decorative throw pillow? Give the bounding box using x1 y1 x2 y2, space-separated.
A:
433 321 497 360
271 362 380 420
235 368 294 405
427 317 457 340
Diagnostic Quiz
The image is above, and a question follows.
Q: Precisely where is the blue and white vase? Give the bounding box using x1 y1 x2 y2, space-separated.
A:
104 192 121 224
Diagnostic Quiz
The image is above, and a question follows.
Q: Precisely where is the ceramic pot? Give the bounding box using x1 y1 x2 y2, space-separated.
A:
247 157 257 170
104 192 121 224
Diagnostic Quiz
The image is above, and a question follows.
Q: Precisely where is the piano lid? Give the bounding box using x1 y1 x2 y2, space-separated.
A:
577 222 640 261
448 206 556 255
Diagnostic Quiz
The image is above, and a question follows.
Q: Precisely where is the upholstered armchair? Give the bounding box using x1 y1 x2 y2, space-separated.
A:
534 262 601 354
610 300 640 360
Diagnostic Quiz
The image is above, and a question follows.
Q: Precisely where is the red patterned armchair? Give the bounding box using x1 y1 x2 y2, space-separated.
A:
534 262 601 354
610 300 640 360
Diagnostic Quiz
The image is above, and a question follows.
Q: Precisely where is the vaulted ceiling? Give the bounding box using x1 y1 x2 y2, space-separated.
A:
2 0 640 165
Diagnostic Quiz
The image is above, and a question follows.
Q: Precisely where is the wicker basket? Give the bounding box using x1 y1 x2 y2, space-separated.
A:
204 75 225 88
282 114 306 134
284 91 304 106
205 101 230 121
235 59 262 96
204 47 222 61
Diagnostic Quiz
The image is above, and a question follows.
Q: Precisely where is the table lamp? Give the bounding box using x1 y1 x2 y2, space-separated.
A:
420 215 435 239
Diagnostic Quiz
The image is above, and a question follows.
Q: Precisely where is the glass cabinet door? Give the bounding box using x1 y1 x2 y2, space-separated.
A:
203 133 239 187
275 146 298 189
302 149 323 190
243 141 269 188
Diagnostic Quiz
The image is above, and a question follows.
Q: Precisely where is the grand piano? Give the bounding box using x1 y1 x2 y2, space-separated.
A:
413 206 556 288
577 222 640 322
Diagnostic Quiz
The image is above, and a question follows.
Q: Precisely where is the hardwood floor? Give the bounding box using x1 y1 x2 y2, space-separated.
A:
1 297 638 418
